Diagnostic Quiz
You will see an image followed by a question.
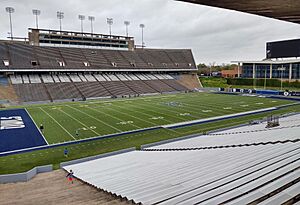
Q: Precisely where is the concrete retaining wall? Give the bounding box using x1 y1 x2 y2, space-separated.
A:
0 165 53 184
61 148 136 168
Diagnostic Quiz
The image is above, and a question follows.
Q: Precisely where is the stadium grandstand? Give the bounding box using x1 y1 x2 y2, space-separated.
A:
0 29 201 103
1 1 300 205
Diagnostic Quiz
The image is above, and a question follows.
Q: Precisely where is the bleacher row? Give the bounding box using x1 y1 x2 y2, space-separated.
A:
10 73 191 102
10 73 174 84
64 114 300 204
0 42 196 70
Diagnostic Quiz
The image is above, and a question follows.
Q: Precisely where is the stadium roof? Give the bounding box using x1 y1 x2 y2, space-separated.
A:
178 0 300 24
232 59 300 64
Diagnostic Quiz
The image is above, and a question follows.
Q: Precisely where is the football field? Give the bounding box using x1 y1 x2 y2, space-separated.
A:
1 92 300 174
26 92 292 144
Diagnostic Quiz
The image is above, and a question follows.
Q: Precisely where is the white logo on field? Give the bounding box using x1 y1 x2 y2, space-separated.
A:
117 121 133 125
202 110 212 113
179 113 191 116
0 116 25 130
150 116 164 120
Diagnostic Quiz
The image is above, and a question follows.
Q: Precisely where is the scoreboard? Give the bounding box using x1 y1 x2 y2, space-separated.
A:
266 38 300 59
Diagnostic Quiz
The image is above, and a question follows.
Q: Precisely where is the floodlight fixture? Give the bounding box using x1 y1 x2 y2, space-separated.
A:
57 11 64 31
139 24 145 48
124 21 130 37
32 9 41 29
88 16 95 34
5 7 15 40
78 15 85 33
107 18 113 36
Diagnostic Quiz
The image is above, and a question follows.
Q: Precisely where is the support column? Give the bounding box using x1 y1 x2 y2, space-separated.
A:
252 63 256 79
289 63 292 82
270 64 272 79
237 62 241 78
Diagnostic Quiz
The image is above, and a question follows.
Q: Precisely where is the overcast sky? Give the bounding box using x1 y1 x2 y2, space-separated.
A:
1 0 300 65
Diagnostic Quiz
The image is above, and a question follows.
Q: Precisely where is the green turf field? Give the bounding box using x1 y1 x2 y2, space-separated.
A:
25 92 291 144
1 92 299 174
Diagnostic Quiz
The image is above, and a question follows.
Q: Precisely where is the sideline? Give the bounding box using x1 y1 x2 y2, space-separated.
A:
0 104 298 157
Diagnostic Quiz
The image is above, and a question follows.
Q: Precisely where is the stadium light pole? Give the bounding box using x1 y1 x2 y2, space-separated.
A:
88 16 95 34
139 24 145 48
32 9 41 29
5 7 15 40
264 67 267 90
78 15 85 33
57 11 64 32
278 65 286 91
107 18 113 36
124 21 130 37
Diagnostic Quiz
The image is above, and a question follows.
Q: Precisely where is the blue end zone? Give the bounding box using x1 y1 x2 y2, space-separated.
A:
0 109 47 153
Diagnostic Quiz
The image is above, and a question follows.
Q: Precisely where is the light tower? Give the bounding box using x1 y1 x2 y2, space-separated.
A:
5 7 15 40
139 24 145 48
78 15 85 33
32 9 41 29
124 21 130 37
57 11 64 32
107 18 113 36
88 16 95 34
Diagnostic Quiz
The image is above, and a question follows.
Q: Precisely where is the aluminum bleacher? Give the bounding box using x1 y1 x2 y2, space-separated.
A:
28 74 41 84
78 74 88 82
0 41 197 71
69 74 82 82
10 75 22 84
107 74 119 81
102 74 112 81
143 80 176 93
41 74 54 83
150 114 300 149
84 74 97 82
45 82 82 100
58 74 71 82
64 142 300 204
75 82 111 98
22 74 30 84
0 41 200 102
93 74 107 82
100 81 136 96
161 79 189 91
122 80 158 94
52 75 60 83
6 72 193 102
63 113 300 204
13 83 50 102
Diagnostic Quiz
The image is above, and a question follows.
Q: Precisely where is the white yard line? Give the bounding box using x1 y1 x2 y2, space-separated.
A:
66 105 122 132
86 106 141 130
25 108 49 145
57 108 100 136
113 103 175 124
104 105 158 127
136 102 193 121
110 104 180 134
39 107 76 140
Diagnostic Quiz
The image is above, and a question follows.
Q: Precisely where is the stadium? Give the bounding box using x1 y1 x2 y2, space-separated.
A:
0 0 300 204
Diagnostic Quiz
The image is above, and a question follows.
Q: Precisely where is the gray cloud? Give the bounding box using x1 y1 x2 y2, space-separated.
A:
1 0 300 64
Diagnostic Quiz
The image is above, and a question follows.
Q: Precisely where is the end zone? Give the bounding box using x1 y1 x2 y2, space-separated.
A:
0 109 48 153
